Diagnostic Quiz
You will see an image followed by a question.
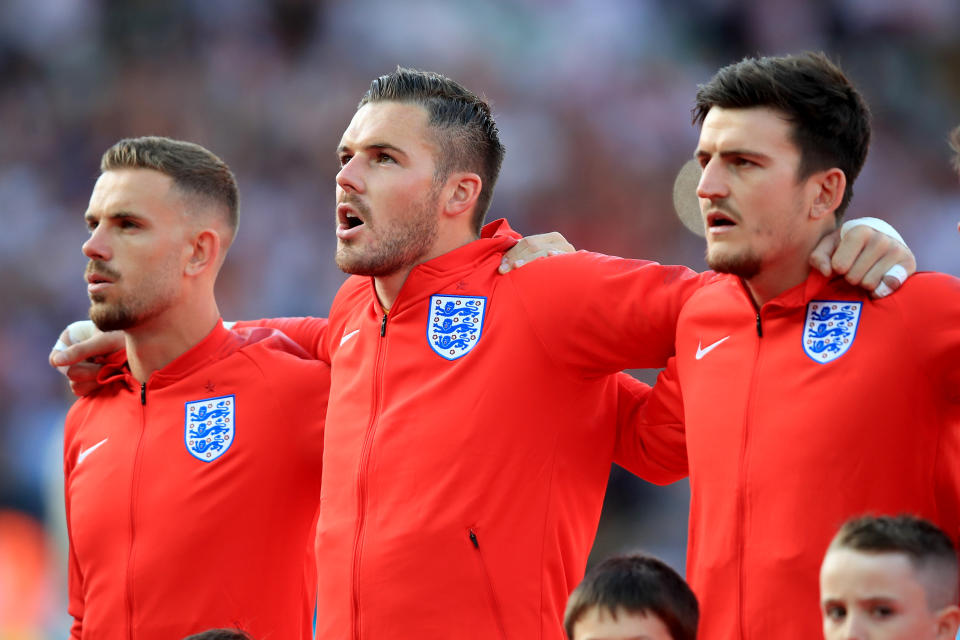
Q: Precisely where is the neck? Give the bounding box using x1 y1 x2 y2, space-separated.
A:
743 229 831 307
124 294 220 383
373 228 478 312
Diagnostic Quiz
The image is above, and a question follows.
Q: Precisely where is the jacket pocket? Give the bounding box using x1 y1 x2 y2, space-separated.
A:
468 527 508 640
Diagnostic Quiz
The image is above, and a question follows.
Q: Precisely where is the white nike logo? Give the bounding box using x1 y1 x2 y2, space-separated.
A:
77 438 109 465
695 336 730 360
339 329 360 346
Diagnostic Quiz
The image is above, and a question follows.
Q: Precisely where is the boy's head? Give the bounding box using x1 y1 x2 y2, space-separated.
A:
820 515 960 640
564 554 698 640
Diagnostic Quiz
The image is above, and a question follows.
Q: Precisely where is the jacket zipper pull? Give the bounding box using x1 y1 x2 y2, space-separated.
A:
140 382 146 405
469 529 479 548
755 312 763 338
380 313 388 337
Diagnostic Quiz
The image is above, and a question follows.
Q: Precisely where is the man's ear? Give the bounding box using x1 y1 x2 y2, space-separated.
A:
442 172 482 220
809 168 846 221
934 604 960 639
184 228 222 277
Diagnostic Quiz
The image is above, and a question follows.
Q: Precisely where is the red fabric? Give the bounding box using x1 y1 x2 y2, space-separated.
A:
267 221 706 639
64 322 328 640
642 270 960 640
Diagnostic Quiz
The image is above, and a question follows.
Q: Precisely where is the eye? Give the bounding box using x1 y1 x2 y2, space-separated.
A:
869 604 895 619
824 604 846 621
86 219 98 232
731 156 756 167
118 218 140 230
338 153 352 167
376 152 396 164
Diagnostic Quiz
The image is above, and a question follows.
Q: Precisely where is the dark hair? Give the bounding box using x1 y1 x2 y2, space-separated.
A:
359 67 505 235
101 136 239 239
830 514 959 607
181 629 253 640
693 51 870 219
949 125 960 174
564 554 698 640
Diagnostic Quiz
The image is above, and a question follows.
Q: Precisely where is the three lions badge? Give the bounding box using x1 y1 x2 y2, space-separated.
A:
185 394 235 462
803 301 862 364
428 295 487 360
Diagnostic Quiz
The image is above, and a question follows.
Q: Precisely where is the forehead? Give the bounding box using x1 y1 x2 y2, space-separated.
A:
87 168 178 214
820 549 927 598
572 605 672 640
339 101 437 154
698 106 798 156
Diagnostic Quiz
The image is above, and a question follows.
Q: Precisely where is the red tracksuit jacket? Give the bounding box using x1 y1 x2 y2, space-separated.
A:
641 270 960 639
263 220 709 639
64 322 328 639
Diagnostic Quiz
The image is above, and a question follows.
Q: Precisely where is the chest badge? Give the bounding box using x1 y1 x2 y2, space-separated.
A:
802 301 862 364
428 294 487 360
184 394 236 462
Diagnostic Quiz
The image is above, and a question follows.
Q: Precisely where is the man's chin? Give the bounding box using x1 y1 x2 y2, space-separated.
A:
706 249 762 280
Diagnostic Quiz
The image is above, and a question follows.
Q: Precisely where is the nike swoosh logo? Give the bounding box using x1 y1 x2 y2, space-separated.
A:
339 329 360 346
695 336 730 360
77 438 109 465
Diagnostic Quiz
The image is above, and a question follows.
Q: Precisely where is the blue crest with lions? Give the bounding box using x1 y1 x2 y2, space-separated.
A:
802 301 862 364
427 294 487 360
184 394 236 462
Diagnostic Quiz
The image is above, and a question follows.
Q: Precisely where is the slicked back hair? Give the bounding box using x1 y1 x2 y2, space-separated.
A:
564 554 699 640
693 52 870 220
829 514 959 610
949 125 960 175
101 136 239 241
358 67 505 235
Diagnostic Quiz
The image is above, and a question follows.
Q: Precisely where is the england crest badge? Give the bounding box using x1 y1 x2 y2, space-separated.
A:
802 301 862 364
427 294 487 360
184 394 235 462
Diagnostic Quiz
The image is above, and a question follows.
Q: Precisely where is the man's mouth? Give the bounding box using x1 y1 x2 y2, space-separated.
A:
706 211 737 228
336 202 368 239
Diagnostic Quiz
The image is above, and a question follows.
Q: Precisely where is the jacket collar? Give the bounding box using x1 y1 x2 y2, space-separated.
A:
365 218 520 314
96 320 238 391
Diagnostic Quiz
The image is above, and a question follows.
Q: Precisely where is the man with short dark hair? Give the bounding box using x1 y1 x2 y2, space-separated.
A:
53 68 913 639
637 52 960 639
564 554 698 640
245 66 914 639
820 515 960 640
63 136 327 639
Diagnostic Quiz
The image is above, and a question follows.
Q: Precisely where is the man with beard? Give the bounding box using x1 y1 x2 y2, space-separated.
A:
224 68 915 639
634 52 960 639
62 136 328 639
53 69 913 638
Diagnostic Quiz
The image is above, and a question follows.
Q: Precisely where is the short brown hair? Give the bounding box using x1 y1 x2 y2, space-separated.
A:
564 554 698 640
829 514 959 609
694 52 870 220
101 136 239 238
359 67 505 235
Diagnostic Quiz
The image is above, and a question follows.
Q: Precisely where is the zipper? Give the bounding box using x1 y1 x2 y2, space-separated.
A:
737 313 764 639
351 315 389 639
127 380 148 639
468 528 508 640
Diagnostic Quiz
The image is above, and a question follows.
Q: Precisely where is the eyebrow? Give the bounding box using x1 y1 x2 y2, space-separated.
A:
695 148 770 160
337 142 408 157
84 210 143 223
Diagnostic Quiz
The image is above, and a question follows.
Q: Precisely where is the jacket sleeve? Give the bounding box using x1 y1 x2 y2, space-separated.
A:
508 251 713 376
234 317 330 364
63 409 84 639
614 362 688 484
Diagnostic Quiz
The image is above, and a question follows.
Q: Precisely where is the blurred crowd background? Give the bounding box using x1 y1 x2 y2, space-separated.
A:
1 0 958 635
